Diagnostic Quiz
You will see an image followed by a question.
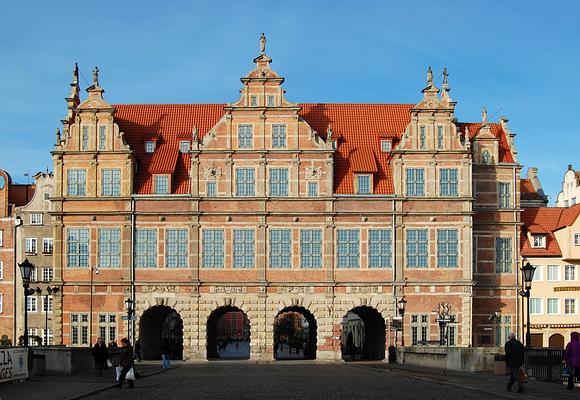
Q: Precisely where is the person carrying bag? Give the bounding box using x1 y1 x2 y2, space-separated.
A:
116 338 135 389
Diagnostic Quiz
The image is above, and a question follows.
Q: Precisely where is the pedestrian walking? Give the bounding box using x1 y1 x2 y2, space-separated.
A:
134 338 142 362
90 337 109 375
109 339 118 348
161 337 171 369
504 332 525 392
563 331 580 391
117 338 135 389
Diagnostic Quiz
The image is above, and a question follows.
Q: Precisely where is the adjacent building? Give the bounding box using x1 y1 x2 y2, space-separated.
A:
556 165 580 208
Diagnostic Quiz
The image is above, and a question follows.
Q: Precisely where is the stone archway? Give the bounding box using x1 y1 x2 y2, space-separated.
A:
207 306 251 359
548 333 565 349
341 306 386 361
273 306 317 360
139 305 183 360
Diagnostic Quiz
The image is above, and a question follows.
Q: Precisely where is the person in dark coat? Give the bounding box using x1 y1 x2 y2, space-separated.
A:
117 338 135 389
90 337 109 375
563 331 580 391
134 339 142 362
161 338 171 369
504 332 525 392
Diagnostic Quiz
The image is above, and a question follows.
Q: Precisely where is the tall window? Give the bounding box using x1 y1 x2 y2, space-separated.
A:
25 238 37 254
411 314 429 345
26 297 37 312
269 229 291 268
238 125 253 149
0 293 2 313
406 229 428 268
564 299 576 315
564 265 576 281
30 213 43 225
495 237 512 273
154 175 169 194
102 169 121 196
99 314 117 344
68 228 89 267
307 182 318 197
27 329 39 346
267 95 275 107
67 169 86 196
135 229 157 268
71 313 89 345
406 168 425 196
357 175 371 195
495 316 511 346
236 168 255 196
166 229 188 268
202 229 224 268
42 267 54 282
43 296 53 313
43 238 53 254
419 126 426 149
99 126 106 150
250 95 257 107
82 126 89 150
574 233 580 246
300 229 322 269
530 298 542 315
42 328 53 345
498 182 511 208
533 265 543 281
269 168 288 197
437 126 443 149
206 181 217 197
0 261 3 280
233 229 254 268
98 228 121 268
437 229 458 268
440 169 458 196
337 229 359 268
0 230 2 246
481 150 491 165
272 124 286 148
368 229 392 268
547 265 560 281
439 324 456 346
145 140 155 153
547 298 559 314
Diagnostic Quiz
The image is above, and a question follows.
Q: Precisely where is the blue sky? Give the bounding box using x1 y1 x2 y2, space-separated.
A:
1 1 578 203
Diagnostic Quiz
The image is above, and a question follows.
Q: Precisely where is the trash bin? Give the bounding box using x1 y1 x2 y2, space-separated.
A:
493 354 507 375
388 346 397 364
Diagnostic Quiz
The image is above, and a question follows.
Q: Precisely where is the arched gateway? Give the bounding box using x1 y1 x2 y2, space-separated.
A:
273 306 317 360
139 305 183 360
341 306 385 361
207 306 251 359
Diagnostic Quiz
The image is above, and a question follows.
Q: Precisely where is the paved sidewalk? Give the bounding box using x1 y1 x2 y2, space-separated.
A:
0 361 173 400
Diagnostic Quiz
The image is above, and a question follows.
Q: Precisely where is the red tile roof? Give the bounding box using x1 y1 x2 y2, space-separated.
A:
521 208 565 257
457 123 515 163
520 179 546 201
556 203 580 230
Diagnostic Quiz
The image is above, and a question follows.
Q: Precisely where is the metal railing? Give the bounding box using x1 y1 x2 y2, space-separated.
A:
524 348 579 384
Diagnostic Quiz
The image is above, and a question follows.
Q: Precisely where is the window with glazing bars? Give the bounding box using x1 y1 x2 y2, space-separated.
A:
337 229 359 268
238 125 253 148
406 229 428 268
166 229 188 268
233 229 254 268
102 169 121 196
98 228 120 268
440 168 458 196
206 181 217 197
406 168 424 196
272 124 286 148
437 126 443 149
411 314 429 345
269 168 288 196
269 229 291 268
368 229 392 268
67 169 86 196
307 182 318 197
357 175 371 194
495 237 512 273
437 229 458 268
154 175 169 194
98 314 117 343
42 267 53 282
67 228 89 267
300 229 322 268
135 229 157 268
419 126 426 149
499 182 511 208
99 126 106 150
202 229 224 268
236 168 255 196
43 238 53 254
71 313 89 345
82 126 89 150
495 316 511 346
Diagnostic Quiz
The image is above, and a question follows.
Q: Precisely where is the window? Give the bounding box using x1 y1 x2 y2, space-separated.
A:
495 316 511 346
337 229 360 268
82 126 89 150
547 265 560 281
406 168 425 196
380 140 392 152
439 323 456 346
565 200 569 207
99 126 106 150
43 296 53 313
532 265 543 281
0 230 2 246
565 265 576 281
272 124 286 148
481 150 491 165
27 297 37 312
495 237 512 273
145 140 155 153
419 126 426 149
406 229 428 268
307 182 318 197
437 229 458 268
267 95 275 107
206 181 217 197
30 213 43 225
530 298 542 315
42 267 54 282
238 125 253 149
70 313 89 345
102 169 121 196
43 238 53 254
98 228 121 268
0 293 3 313
30 267 37 282
300 229 322 269
357 175 371 195
250 95 257 107
574 233 580 246
572 197 577 205
269 168 289 197
368 229 392 268
499 182 511 208
202 229 224 268
437 126 443 149
44 192 50 201
440 169 458 196
154 175 169 194
547 298 559 314
179 141 189 153
135 229 157 268
98 314 117 344
236 168 255 196
533 235 546 248
233 229 254 268
0 261 3 280
565 299 576 315
166 229 188 268
269 229 291 268
68 228 89 267
67 169 86 196
411 314 429 345
27 328 39 346
42 328 53 346
25 238 37 254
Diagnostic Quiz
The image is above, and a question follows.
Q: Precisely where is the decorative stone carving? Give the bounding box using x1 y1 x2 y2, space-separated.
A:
436 302 452 319
147 285 178 293
279 286 309 295
347 286 380 294
305 166 322 180
204 165 222 181
213 286 244 294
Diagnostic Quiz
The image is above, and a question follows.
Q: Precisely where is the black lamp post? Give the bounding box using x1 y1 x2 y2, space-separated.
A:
520 260 536 348
125 298 135 343
44 286 59 345
19 259 36 347
397 296 407 346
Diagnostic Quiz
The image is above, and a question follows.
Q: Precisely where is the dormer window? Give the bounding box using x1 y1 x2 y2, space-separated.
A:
179 141 190 153
250 95 257 107
380 140 392 153
154 175 169 194
145 141 156 153
267 95 275 107
532 235 546 248
357 175 371 195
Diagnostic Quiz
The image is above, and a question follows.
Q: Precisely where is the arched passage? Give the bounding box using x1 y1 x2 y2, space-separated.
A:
549 333 565 349
207 306 251 359
138 305 183 360
273 306 317 360
341 306 385 361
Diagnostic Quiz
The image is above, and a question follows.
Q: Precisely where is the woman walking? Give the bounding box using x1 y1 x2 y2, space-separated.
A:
90 338 109 375
117 338 135 389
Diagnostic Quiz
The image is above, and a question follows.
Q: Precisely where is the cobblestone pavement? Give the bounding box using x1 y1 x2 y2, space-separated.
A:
84 361 532 400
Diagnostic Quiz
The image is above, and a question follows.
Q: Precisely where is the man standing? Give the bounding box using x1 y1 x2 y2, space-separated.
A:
505 332 525 392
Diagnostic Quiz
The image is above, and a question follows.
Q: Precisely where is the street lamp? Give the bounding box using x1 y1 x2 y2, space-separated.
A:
397 296 407 346
42 286 59 345
125 298 135 343
520 260 536 348
19 259 36 346
89 266 99 345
